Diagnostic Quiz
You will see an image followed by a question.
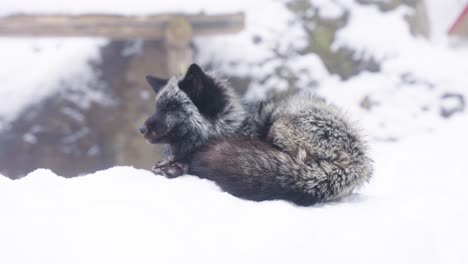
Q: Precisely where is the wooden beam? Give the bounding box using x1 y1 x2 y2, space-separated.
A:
0 13 244 39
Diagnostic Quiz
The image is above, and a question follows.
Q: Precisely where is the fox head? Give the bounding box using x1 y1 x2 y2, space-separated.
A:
139 64 230 144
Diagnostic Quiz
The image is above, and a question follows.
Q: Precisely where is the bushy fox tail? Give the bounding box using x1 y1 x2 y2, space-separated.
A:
190 138 372 206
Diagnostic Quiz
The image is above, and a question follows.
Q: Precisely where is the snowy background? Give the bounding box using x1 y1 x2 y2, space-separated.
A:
1 0 468 263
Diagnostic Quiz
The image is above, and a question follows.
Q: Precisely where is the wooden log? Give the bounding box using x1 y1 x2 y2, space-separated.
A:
0 13 244 39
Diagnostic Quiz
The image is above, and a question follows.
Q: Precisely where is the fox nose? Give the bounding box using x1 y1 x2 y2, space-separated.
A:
139 127 148 135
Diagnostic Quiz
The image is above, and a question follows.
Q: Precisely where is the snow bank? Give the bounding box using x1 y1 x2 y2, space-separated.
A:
196 0 468 140
0 38 107 128
1 118 468 264
319 2 468 140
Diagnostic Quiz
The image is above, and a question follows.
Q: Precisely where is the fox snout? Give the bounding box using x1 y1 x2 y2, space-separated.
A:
139 114 171 144
139 123 159 144
138 117 156 142
139 126 148 135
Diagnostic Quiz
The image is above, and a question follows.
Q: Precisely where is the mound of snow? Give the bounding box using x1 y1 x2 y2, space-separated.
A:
1 118 468 264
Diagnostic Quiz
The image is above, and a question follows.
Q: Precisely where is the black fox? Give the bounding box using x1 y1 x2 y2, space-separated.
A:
139 64 373 205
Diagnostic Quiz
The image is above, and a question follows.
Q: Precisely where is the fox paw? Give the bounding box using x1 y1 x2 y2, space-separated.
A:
153 158 173 168
152 162 188 178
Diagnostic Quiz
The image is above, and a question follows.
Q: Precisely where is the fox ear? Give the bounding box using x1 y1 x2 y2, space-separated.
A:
179 63 226 118
184 64 204 81
178 63 207 99
145 75 168 93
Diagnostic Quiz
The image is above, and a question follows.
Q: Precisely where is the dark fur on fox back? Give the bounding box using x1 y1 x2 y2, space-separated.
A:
190 92 373 205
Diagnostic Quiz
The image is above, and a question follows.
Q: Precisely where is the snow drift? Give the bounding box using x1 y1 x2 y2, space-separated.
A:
1 118 467 264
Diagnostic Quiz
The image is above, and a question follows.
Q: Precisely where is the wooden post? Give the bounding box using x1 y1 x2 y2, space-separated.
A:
164 16 193 75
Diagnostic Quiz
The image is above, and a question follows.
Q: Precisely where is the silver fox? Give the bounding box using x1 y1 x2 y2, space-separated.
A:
139 64 373 205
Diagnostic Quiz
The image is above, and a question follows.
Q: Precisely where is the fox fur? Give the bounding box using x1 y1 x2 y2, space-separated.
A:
140 64 373 205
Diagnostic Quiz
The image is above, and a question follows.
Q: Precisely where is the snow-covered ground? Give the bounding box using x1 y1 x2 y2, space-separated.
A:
1 0 468 263
1 116 467 264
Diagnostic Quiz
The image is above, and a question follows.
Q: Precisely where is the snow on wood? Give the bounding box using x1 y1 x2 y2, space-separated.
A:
0 13 244 39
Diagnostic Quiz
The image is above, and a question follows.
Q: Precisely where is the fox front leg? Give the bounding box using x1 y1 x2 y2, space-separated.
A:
152 161 189 178
151 156 175 176
151 144 176 169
